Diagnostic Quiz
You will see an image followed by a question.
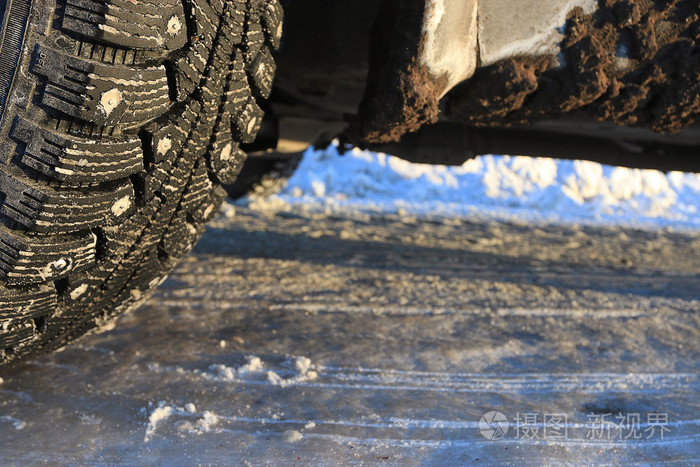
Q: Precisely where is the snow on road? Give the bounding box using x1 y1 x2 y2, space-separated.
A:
246 144 700 231
2 147 700 465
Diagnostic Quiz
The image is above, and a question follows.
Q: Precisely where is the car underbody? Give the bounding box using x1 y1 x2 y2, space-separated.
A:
266 0 700 172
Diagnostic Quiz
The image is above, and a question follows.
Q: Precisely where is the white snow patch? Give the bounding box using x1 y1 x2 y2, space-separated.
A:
282 429 303 443
0 416 26 430
144 402 175 442
267 371 284 386
178 411 220 435
294 356 312 375
144 402 222 438
202 355 318 388
241 143 700 231
268 356 318 388
184 403 197 414
266 371 283 385
240 356 264 373
209 355 265 382
212 365 237 381
197 411 220 431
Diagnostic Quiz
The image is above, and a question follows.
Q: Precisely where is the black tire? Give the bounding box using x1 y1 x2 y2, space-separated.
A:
223 152 302 200
0 0 283 366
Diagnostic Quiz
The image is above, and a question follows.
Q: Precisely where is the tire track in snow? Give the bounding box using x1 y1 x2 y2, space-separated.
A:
147 360 698 394
150 297 651 319
142 403 700 448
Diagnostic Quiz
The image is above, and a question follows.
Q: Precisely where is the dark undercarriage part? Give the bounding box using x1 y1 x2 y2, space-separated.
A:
369 120 700 173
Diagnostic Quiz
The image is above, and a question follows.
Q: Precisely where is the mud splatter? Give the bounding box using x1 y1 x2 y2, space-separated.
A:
350 0 444 145
447 0 700 133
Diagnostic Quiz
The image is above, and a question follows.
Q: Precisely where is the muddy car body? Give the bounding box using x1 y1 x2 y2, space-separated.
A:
1 0 699 364
268 0 700 172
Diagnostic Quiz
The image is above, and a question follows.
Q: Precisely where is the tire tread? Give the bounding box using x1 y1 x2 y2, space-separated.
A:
0 0 283 365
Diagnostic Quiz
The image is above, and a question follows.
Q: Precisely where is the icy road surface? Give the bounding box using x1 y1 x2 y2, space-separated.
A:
1 205 699 465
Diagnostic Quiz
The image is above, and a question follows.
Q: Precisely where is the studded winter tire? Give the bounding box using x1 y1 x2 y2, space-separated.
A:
0 0 282 366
